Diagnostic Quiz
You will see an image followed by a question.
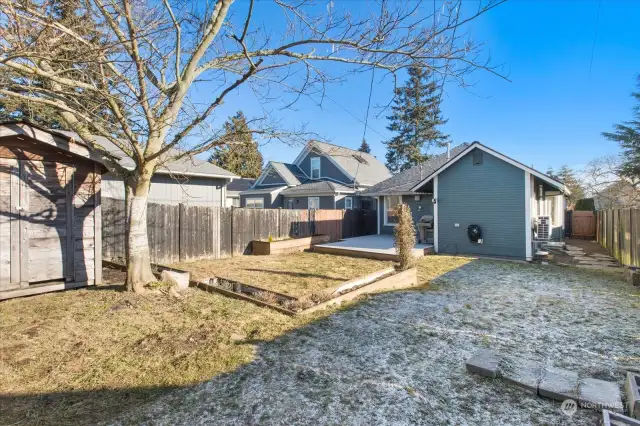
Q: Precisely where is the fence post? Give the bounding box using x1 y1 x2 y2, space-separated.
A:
179 203 186 262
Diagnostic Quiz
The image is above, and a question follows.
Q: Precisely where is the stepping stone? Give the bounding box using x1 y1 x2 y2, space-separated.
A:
602 410 640 426
626 372 640 419
578 377 623 412
501 360 541 393
538 367 578 401
466 350 500 379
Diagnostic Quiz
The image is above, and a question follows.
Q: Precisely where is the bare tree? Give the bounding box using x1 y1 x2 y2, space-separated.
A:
0 0 506 292
583 155 640 209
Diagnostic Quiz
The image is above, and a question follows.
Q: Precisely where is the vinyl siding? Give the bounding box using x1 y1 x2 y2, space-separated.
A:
438 148 526 258
102 173 227 206
240 193 281 208
260 168 287 186
298 152 353 184
283 195 334 209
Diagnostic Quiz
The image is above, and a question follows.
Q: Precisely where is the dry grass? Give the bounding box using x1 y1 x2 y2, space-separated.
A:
0 268 341 426
171 252 393 298
0 254 469 425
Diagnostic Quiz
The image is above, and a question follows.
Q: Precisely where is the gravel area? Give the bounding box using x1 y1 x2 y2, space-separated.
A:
118 260 639 425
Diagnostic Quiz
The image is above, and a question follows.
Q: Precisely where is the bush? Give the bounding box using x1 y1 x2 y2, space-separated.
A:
393 203 416 271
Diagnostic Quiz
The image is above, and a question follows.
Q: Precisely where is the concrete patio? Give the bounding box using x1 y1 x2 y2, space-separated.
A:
313 234 434 261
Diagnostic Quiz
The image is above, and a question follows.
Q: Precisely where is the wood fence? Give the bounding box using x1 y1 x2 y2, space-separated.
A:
102 198 377 264
596 208 640 267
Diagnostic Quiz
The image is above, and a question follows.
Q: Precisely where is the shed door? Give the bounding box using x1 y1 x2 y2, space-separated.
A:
0 158 20 290
24 161 75 283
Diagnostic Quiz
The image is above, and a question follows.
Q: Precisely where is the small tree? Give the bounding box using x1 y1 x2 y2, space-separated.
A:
393 203 416 271
358 139 371 154
546 165 585 209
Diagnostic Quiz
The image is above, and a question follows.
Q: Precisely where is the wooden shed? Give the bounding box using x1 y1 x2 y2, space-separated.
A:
0 122 107 300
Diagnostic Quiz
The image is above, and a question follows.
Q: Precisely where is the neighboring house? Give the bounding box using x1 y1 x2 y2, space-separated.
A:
239 140 391 209
55 131 238 206
362 142 569 261
225 178 254 207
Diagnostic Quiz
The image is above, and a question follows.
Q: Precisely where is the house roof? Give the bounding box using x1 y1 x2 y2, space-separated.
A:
227 178 255 193
362 143 471 195
270 162 307 185
239 186 287 196
280 180 355 196
294 140 391 186
53 130 238 180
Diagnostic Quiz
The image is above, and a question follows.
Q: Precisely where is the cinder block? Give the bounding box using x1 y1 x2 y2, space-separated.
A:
538 367 578 401
626 372 640 419
466 350 500 379
578 377 623 412
501 360 542 394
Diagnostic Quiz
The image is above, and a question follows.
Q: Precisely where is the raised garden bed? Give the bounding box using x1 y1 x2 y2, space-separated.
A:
192 266 418 315
252 234 330 255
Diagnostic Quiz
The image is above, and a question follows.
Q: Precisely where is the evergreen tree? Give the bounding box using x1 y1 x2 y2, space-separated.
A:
209 111 263 178
384 65 449 172
603 76 640 181
358 139 371 154
546 165 585 209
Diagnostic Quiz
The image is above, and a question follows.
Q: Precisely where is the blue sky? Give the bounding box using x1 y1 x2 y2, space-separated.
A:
209 0 640 173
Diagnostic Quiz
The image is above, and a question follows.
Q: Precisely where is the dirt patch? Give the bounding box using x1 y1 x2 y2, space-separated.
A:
171 252 393 297
120 260 640 425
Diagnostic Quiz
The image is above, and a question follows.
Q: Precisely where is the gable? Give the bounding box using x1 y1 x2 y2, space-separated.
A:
298 151 353 184
259 167 287 186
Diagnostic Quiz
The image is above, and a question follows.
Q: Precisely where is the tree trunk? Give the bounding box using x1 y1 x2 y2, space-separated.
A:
125 172 155 292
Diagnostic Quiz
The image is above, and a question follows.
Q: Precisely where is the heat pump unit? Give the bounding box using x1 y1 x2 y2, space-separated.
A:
537 215 551 240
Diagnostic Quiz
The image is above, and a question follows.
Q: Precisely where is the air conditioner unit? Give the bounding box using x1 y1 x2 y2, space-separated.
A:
537 215 551 240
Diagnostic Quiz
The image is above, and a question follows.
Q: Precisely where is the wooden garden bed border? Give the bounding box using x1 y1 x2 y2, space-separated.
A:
252 234 330 255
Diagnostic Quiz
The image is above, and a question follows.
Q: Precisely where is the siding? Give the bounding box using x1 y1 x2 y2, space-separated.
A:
260 168 287 186
240 193 282 208
378 195 434 236
283 195 334 209
103 173 227 206
438 148 526 258
298 152 353 184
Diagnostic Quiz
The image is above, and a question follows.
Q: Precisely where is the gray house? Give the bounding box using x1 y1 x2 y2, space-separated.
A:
240 140 391 209
363 142 569 261
56 131 238 206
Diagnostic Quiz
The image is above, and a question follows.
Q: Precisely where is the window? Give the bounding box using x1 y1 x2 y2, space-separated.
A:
232 198 240 207
310 157 321 179
245 197 264 209
308 197 320 210
345 197 353 210
384 195 402 225
286 198 294 209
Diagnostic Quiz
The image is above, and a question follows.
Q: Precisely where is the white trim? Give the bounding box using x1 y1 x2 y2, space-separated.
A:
383 195 402 227
344 196 353 210
375 197 380 234
281 191 354 197
333 195 337 209
308 196 320 210
524 171 532 261
409 143 570 195
310 156 321 179
434 175 439 253
245 197 265 209
154 169 237 180
240 185 287 196
253 162 287 187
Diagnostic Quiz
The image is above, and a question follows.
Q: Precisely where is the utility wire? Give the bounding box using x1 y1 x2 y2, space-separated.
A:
588 0 602 81
361 67 376 143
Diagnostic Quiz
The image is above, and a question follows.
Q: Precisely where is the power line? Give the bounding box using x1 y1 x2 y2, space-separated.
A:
324 94 386 139
588 0 602 81
361 67 376 142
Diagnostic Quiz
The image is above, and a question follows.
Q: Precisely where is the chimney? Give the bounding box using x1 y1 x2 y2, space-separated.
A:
446 142 451 160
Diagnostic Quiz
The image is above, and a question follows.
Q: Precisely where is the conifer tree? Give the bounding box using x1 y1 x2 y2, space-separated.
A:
358 139 371 154
209 111 263 178
384 65 449 172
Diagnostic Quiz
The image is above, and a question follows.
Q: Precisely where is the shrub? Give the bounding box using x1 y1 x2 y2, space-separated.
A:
268 234 274 243
393 203 416 271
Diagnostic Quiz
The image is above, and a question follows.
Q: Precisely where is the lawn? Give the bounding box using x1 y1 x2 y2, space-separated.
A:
170 252 395 297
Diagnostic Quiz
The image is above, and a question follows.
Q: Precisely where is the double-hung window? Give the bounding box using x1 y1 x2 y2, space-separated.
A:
345 197 353 210
310 157 321 179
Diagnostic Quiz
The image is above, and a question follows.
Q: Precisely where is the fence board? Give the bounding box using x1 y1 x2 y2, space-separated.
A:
102 199 377 262
596 207 640 267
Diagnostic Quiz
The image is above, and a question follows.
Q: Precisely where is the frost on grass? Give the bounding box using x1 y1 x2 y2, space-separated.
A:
117 261 639 426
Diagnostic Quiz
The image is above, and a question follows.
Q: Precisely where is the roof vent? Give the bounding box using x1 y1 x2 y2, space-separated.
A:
353 154 368 164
